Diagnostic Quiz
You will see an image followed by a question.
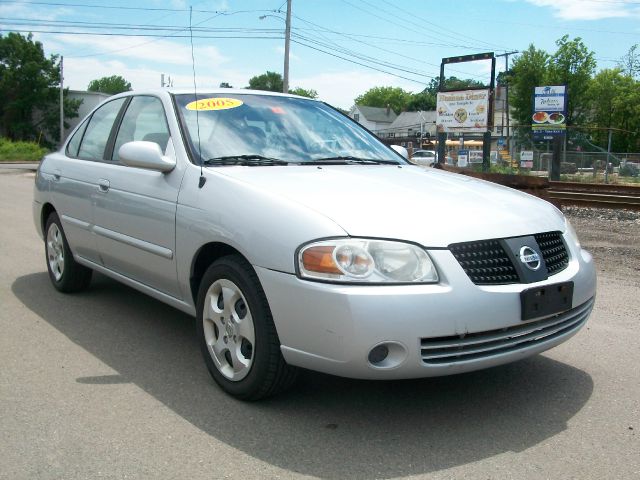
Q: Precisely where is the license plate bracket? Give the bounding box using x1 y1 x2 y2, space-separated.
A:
520 282 574 321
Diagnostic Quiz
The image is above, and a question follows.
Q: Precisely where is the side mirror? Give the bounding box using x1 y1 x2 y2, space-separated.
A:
119 141 176 173
390 144 408 160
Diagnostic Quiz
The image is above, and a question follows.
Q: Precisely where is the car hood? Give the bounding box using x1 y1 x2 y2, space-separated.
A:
212 165 565 247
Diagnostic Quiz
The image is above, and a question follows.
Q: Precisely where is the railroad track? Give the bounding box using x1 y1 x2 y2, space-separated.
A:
547 181 640 210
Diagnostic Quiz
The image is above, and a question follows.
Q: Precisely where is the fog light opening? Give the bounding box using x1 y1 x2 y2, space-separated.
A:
368 344 389 365
367 342 408 369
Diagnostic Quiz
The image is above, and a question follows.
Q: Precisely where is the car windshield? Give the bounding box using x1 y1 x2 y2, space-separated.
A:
173 93 404 165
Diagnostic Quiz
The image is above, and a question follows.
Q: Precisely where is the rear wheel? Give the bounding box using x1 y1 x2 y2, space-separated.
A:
45 212 92 293
196 255 298 400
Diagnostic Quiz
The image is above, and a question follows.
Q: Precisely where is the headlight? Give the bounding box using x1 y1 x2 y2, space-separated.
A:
298 238 438 284
564 218 581 249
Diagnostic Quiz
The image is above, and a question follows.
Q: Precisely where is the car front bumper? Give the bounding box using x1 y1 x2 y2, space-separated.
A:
256 244 596 379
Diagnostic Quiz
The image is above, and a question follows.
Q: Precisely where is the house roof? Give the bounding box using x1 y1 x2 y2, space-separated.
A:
388 111 436 130
354 105 397 124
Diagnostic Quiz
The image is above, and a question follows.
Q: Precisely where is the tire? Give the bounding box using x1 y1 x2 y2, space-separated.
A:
45 212 92 293
196 255 298 400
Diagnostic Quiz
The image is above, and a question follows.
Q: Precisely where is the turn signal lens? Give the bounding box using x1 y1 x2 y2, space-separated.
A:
301 246 341 274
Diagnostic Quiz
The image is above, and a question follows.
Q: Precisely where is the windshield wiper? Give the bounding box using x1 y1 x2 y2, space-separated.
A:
203 154 290 166
305 156 400 165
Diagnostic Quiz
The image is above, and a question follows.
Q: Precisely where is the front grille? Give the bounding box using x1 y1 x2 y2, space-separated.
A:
535 231 569 275
450 231 570 285
449 240 519 285
420 297 594 365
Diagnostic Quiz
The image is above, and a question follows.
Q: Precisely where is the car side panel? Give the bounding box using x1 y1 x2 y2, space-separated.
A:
40 154 101 263
91 139 186 298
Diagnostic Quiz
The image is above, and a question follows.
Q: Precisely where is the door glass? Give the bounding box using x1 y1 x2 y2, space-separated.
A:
65 118 89 158
113 96 170 161
77 98 127 160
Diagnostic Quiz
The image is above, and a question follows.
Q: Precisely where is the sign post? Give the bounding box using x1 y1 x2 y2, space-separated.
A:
532 85 567 180
437 52 495 171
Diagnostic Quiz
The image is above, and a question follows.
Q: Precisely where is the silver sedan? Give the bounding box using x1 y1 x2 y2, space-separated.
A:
33 89 596 399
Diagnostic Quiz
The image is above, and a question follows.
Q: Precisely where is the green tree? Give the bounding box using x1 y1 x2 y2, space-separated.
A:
508 44 550 133
588 69 640 152
618 44 639 79
440 76 485 91
219 82 233 88
247 71 283 92
405 77 486 112
289 86 318 99
547 35 596 126
354 86 412 114
87 75 131 94
0 32 80 143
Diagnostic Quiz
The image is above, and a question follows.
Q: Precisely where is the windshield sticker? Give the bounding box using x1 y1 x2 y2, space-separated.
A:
186 97 243 111
270 106 285 114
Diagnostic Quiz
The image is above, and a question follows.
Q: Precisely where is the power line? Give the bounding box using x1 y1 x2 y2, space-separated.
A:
359 0 511 52
290 38 429 85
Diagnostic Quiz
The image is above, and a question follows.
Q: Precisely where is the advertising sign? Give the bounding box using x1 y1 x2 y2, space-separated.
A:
469 150 483 164
520 151 533 161
437 89 490 133
532 85 567 139
520 151 534 169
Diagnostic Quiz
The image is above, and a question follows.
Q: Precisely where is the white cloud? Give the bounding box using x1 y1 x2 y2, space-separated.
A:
0 0 70 22
62 55 253 92
47 34 227 67
525 0 638 20
292 70 422 109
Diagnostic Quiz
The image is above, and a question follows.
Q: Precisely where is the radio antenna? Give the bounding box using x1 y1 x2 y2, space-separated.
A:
189 6 205 188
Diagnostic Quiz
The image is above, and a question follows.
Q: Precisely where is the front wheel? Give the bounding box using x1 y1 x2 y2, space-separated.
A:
196 255 298 400
45 212 92 293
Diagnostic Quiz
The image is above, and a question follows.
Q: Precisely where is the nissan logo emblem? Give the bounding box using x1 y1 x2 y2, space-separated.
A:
519 246 541 271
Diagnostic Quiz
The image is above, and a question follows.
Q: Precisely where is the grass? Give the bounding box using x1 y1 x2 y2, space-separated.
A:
0 138 49 162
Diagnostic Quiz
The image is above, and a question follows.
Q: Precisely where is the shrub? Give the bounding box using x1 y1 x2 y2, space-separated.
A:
560 162 577 174
0 138 48 161
619 163 639 177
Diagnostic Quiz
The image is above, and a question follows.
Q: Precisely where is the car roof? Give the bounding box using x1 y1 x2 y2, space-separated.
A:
109 88 319 102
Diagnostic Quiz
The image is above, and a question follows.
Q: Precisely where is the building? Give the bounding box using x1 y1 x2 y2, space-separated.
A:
381 111 437 142
64 90 111 140
348 105 397 132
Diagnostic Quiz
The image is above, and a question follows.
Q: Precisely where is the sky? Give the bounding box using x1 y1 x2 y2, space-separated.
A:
0 0 639 109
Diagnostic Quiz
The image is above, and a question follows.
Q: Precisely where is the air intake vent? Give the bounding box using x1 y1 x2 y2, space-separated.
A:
420 298 594 365
534 231 569 276
449 239 519 285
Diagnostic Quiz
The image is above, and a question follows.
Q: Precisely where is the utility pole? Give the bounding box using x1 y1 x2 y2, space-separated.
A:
495 51 518 155
605 128 613 184
59 56 64 145
283 0 292 93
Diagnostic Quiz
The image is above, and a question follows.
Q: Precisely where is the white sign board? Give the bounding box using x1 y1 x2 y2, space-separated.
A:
520 151 534 161
458 154 468 167
436 89 490 133
533 86 566 112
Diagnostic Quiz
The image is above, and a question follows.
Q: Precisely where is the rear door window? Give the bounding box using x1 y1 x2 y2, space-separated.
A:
77 98 127 161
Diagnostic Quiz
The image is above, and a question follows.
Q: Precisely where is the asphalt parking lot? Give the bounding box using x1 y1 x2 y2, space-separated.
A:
1 169 638 480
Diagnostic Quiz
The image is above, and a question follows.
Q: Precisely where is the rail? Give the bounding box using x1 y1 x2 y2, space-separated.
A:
547 182 640 210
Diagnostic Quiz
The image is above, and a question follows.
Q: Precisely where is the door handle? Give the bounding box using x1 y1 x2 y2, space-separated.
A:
53 169 61 181
98 179 110 192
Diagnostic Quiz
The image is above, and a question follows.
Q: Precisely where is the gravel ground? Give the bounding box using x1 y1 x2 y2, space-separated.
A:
563 206 640 283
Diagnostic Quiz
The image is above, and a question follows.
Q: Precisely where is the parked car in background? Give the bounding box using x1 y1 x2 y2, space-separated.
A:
33 89 597 400
410 149 437 166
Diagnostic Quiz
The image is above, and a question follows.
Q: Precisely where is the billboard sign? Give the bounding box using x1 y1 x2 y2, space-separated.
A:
437 89 490 133
532 85 567 139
